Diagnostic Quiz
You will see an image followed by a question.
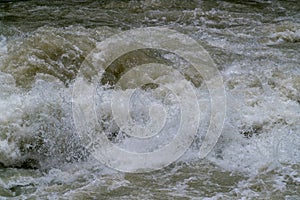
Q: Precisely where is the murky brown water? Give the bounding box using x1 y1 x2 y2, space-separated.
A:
0 0 299 199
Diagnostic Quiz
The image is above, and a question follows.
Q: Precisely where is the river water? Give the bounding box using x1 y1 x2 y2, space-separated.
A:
0 0 299 199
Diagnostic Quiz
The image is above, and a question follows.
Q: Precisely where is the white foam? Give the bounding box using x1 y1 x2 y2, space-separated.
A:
0 36 7 63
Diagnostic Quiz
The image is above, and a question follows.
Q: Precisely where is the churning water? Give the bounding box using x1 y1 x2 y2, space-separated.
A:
0 0 299 199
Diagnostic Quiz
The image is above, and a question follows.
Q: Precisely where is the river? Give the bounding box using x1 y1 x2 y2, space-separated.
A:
0 0 299 199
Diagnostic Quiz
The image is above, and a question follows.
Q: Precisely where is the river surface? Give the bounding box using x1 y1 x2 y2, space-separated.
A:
0 0 299 199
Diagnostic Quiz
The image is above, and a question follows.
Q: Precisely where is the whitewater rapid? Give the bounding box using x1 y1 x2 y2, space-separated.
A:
0 0 299 198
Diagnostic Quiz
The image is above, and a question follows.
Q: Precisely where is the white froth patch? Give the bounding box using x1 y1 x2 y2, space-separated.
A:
206 67 300 174
0 36 7 61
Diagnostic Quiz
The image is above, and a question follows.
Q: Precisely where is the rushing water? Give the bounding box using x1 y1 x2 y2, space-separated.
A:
0 0 299 199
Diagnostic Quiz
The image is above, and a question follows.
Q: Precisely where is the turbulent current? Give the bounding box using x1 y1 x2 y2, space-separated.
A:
0 0 299 199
